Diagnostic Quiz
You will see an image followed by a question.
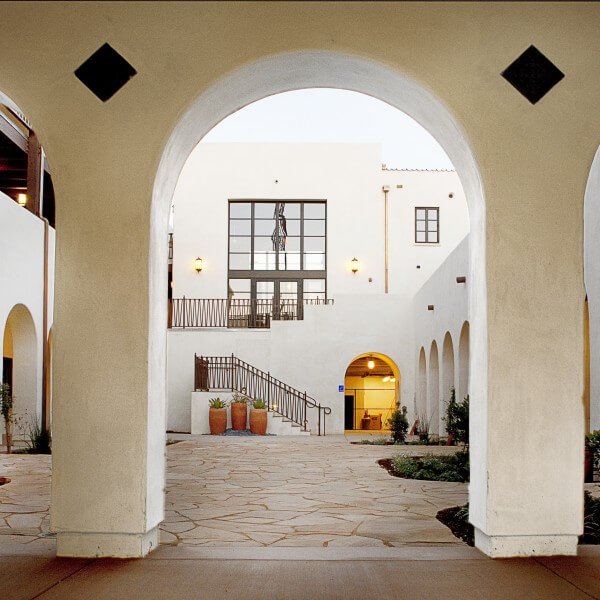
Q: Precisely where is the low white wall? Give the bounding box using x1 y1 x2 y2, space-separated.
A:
168 293 415 434
0 191 55 435
413 235 469 434
191 391 233 433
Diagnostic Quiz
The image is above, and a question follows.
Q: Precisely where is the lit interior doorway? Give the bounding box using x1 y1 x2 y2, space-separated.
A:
344 353 400 432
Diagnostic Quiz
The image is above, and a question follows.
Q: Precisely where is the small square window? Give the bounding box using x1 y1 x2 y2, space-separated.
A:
415 207 439 244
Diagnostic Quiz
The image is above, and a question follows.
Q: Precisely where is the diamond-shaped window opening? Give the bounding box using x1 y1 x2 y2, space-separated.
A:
501 45 564 105
74 43 137 102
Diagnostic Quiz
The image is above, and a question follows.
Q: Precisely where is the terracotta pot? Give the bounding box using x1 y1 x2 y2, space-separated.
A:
231 402 248 431
586 447 594 483
209 408 227 435
249 408 267 435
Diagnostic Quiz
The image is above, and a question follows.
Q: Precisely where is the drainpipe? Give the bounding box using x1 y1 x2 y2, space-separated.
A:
382 186 390 293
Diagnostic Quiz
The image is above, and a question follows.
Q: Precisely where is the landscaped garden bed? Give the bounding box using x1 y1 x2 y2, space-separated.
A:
435 492 600 546
378 450 469 483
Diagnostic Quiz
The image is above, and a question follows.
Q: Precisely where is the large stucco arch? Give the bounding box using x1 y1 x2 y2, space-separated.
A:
0 3 592 560
149 51 488 444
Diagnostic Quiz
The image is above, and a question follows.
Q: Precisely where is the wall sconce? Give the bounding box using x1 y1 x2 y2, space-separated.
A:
367 359 374 370
382 376 390 383
390 377 396 383
194 257 203 273
351 258 359 274
17 193 27 206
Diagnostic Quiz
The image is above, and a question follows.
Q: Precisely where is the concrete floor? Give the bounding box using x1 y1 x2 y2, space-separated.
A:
3 545 600 599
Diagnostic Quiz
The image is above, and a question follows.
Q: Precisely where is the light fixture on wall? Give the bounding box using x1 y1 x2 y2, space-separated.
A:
194 257 203 273
17 193 27 206
367 359 374 370
351 258 359 274
382 376 390 383
390 377 396 383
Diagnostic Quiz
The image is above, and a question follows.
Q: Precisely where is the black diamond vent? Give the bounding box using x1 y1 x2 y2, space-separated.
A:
74 43 137 102
501 45 564 105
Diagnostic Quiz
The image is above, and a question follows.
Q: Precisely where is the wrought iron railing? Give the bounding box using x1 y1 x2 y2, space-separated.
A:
170 297 334 329
194 354 331 436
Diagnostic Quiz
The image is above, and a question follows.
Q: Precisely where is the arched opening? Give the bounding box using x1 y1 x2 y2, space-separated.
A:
427 341 440 435
441 332 455 434
2 304 38 442
458 321 470 404
343 353 400 432
146 50 487 558
417 347 427 420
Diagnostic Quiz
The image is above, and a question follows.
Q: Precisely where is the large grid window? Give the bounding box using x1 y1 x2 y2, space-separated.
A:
228 200 327 304
415 207 439 243
229 201 326 271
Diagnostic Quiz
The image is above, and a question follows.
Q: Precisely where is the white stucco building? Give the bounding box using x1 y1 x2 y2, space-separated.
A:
0 106 55 442
167 142 470 434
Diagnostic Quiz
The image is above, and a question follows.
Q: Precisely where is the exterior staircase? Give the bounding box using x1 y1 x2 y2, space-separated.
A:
194 354 331 435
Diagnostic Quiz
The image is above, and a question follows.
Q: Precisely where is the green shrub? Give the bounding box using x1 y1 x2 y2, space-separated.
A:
391 450 469 482
252 399 266 409
445 388 469 446
387 406 409 444
208 397 227 409
582 492 600 543
359 438 391 445
25 419 51 454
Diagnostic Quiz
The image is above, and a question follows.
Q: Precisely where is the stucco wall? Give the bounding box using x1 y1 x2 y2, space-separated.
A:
168 293 414 434
414 236 470 435
172 143 468 300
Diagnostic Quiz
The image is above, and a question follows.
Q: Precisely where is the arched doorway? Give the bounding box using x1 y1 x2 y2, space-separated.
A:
2 304 38 441
441 332 455 434
428 341 439 436
458 321 470 404
343 353 400 432
417 347 427 419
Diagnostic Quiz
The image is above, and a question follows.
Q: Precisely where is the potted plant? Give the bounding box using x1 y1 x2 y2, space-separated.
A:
231 392 249 431
585 430 600 482
208 397 228 435
0 383 14 454
416 411 431 444
249 398 267 435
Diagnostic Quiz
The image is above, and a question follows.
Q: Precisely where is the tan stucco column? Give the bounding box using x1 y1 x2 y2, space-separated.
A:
47 136 166 556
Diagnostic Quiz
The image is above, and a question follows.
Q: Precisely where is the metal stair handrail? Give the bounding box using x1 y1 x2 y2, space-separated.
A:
194 354 331 436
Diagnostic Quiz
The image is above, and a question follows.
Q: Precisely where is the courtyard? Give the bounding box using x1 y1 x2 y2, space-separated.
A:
4 436 600 599
1 436 467 549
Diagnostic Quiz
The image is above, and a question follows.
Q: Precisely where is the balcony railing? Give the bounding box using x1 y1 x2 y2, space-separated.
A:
169 297 334 329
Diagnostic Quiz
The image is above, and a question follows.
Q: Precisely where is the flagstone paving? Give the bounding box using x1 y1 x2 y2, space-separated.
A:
0 436 472 549
3 436 599 550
